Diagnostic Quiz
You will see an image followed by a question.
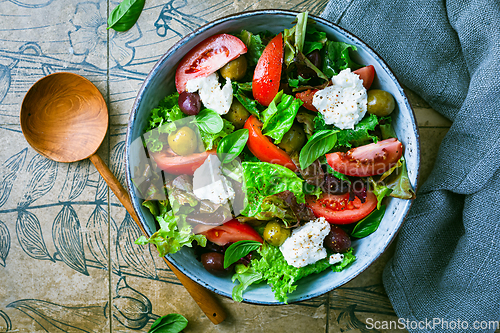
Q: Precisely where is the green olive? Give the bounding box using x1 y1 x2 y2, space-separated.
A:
220 56 248 81
224 100 250 129
167 126 198 156
263 220 290 246
367 89 396 116
277 123 306 154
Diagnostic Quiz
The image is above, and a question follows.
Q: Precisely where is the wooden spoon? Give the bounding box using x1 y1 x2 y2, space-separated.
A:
20 72 226 324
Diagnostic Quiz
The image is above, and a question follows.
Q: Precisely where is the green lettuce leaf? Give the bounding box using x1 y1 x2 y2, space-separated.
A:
231 264 263 302
262 95 302 144
368 176 393 210
322 41 361 78
200 119 235 150
383 157 416 199
303 25 327 55
143 93 186 152
254 190 315 227
236 30 266 67
241 162 304 217
336 113 380 147
232 81 262 117
330 248 356 272
135 211 207 256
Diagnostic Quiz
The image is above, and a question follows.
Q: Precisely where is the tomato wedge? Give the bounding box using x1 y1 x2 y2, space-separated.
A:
326 138 403 177
306 192 377 224
194 219 263 246
175 34 247 93
353 65 375 90
243 115 297 171
252 33 283 106
295 89 318 112
152 148 216 175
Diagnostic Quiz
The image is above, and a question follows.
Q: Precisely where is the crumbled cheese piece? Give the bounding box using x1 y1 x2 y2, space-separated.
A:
192 155 235 204
279 217 330 268
312 68 367 129
186 72 233 115
329 253 344 265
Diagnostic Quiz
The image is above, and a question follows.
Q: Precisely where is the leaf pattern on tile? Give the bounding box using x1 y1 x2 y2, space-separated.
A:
113 277 155 329
6 299 107 333
52 204 88 275
0 148 27 208
58 160 90 202
0 310 11 332
86 204 119 273
16 210 53 262
95 176 108 202
111 140 126 187
18 154 58 208
0 220 10 267
118 213 158 279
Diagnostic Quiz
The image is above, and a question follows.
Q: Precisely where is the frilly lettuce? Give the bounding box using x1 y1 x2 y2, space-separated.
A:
232 243 356 303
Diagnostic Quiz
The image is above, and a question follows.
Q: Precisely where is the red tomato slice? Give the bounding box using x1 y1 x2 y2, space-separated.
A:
194 219 263 246
326 138 403 177
295 89 318 112
252 33 283 106
152 148 216 175
175 34 247 93
243 115 298 172
353 65 375 90
307 192 377 224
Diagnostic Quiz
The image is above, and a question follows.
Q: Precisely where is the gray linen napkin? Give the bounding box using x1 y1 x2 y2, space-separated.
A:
321 1 500 332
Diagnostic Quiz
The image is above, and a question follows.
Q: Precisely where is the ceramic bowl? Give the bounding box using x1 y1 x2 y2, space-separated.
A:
126 9 420 304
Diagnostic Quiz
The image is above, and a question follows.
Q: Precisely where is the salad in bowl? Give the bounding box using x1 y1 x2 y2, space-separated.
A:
126 10 418 304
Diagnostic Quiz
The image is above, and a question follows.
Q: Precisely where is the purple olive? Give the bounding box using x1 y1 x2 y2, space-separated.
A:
201 252 232 276
306 50 322 69
179 91 201 115
323 225 351 253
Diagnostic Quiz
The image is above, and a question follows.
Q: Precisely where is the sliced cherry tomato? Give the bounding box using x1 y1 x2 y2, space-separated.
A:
175 34 247 93
152 148 216 175
252 33 283 106
295 89 318 112
194 219 263 246
353 65 375 90
306 192 377 224
326 138 403 177
243 115 297 171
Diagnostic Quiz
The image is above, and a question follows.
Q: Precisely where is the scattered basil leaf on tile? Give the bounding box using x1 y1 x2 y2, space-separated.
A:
148 313 188 333
217 129 249 164
299 129 338 169
108 0 145 32
351 205 386 238
194 109 224 134
224 240 262 269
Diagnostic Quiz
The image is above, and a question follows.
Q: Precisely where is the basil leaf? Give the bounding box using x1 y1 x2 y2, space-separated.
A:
194 109 224 134
217 129 249 164
148 313 188 333
299 130 338 169
322 41 361 78
262 95 301 144
351 205 386 238
224 240 261 269
108 0 145 32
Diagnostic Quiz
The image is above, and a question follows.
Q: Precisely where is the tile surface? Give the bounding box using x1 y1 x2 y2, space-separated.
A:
0 1 457 332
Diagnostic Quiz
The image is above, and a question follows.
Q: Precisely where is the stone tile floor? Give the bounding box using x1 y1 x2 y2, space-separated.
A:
0 0 466 332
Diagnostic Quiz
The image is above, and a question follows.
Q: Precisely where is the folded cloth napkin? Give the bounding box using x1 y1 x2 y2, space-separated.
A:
321 1 500 332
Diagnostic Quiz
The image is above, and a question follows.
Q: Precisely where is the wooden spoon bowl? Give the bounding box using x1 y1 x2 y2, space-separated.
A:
20 72 108 162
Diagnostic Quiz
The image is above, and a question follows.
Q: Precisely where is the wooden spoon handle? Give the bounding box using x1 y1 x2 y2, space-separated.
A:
88 153 227 324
